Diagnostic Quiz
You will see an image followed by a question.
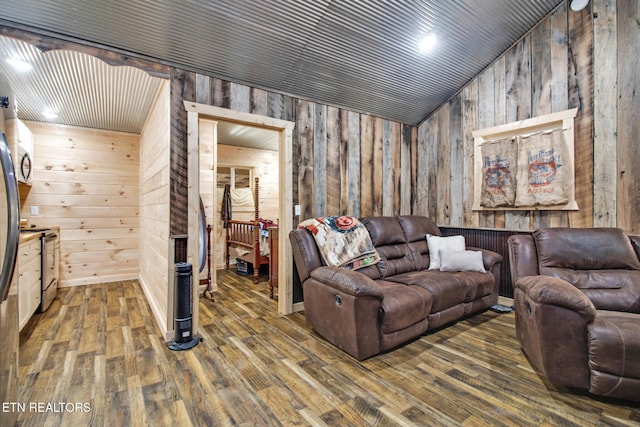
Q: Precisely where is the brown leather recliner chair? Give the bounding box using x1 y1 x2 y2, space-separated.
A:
508 228 640 402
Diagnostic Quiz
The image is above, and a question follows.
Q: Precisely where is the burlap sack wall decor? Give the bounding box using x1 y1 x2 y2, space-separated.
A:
480 137 518 207
515 128 571 206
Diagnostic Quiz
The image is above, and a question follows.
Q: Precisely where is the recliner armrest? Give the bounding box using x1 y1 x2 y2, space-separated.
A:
514 275 595 389
515 275 596 320
310 266 384 299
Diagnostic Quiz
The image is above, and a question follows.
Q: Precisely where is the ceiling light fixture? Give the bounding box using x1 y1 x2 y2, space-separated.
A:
42 110 58 120
570 0 589 11
6 58 33 72
417 33 437 53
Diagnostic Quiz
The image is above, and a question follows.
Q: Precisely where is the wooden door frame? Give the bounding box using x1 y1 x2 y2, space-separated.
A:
183 101 295 327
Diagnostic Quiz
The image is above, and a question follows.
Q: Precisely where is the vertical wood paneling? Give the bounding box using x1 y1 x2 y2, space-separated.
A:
426 116 439 219
617 0 640 233
551 4 570 112
493 55 507 126
477 67 496 228
409 126 418 215
461 80 479 227
492 57 507 229
267 93 285 121
531 17 553 229
339 110 350 214
415 122 428 216
392 122 402 216
211 78 231 108
170 68 195 236
568 6 594 228
592 0 616 227
297 100 314 220
382 120 394 217
195 74 211 105
402 123 425 214
359 115 374 217
230 83 251 112
504 36 532 230
448 95 463 226
400 124 412 215
549 4 571 227
531 18 553 117
347 111 361 217
372 118 383 217
436 105 451 225
250 87 268 116
325 106 341 215
313 104 327 217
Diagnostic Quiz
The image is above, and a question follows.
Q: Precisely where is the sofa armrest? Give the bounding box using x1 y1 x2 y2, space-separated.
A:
304 266 384 360
629 234 640 262
467 246 502 270
515 276 596 320
309 266 384 299
514 275 595 389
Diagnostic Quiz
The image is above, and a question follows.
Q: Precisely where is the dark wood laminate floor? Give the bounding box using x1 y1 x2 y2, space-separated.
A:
15 270 640 426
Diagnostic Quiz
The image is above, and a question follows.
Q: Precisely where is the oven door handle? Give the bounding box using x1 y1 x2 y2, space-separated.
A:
0 133 20 302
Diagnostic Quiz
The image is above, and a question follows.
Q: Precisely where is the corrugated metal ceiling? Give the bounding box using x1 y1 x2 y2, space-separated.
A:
0 0 565 129
0 36 162 134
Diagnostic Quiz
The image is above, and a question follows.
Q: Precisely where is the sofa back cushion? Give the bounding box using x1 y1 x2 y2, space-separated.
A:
361 216 414 278
398 215 441 271
534 228 640 312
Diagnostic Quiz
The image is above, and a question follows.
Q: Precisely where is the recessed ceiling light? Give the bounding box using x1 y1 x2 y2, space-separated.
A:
42 110 58 120
570 0 589 11
6 58 33 71
417 33 437 53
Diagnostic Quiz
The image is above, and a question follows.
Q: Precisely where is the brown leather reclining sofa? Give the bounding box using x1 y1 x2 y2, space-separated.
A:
508 228 640 402
289 215 502 360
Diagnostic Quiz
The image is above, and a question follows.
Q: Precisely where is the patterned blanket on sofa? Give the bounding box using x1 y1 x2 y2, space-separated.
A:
298 215 380 270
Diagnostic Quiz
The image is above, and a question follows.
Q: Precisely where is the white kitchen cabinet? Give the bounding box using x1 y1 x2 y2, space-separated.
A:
18 236 41 331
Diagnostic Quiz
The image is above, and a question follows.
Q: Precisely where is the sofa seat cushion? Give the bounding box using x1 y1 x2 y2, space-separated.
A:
385 270 494 313
588 311 640 400
376 280 432 334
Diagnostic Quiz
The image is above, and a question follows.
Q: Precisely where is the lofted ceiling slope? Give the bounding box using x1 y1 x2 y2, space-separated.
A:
0 0 564 128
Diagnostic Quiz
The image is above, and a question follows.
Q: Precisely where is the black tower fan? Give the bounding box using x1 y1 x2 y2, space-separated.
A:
168 262 200 350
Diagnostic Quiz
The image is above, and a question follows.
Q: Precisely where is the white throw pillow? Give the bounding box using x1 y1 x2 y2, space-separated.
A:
426 234 466 270
439 249 486 273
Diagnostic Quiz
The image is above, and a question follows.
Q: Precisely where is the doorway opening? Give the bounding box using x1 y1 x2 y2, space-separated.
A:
183 102 295 335
200 120 280 296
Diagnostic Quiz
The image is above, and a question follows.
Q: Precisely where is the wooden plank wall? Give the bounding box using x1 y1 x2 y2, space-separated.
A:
616 0 640 233
139 81 171 335
22 121 140 286
416 2 640 232
169 0 640 237
170 76 415 238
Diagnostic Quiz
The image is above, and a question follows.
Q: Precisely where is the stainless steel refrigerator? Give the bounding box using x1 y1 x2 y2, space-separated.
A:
0 130 20 425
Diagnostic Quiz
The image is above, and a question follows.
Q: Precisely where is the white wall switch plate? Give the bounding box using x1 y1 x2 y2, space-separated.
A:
31 206 39 216
294 204 301 216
